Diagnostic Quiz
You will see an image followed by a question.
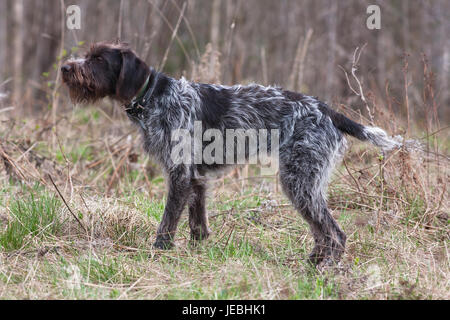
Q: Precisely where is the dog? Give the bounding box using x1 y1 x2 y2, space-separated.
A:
61 41 401 266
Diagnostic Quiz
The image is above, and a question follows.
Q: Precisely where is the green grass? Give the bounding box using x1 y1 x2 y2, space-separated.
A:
0 186 62 251
76 255 139 284
55 144 94 164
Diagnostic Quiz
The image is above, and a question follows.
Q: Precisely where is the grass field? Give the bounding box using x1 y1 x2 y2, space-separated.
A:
0 103 448 300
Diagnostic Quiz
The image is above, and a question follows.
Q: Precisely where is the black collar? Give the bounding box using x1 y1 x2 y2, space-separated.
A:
125 67 160 128
126 67 160 109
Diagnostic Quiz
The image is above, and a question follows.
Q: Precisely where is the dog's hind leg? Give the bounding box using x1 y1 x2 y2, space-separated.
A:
154 166 192 249
278 119 346 266
188 180 211 242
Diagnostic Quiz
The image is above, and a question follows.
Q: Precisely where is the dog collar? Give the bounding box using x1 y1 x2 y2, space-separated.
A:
133 75 150 101
129 67 159 106
125 67 160 129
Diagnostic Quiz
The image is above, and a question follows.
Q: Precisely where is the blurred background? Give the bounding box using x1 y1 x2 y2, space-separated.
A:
0 0 449 126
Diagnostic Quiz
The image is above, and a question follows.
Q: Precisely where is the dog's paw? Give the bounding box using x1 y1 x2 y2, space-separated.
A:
308 250 343 273
153 238 174 250
190 228 211 242
307 252 325 266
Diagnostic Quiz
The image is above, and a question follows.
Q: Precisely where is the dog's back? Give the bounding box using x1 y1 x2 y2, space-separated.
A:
61 42 402 265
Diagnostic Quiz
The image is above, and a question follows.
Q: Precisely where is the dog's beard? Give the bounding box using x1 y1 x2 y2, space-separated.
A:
64 82 101 104
62 66 106 104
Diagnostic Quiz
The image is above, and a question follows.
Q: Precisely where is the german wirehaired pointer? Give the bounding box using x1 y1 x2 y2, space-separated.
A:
61 42 401 267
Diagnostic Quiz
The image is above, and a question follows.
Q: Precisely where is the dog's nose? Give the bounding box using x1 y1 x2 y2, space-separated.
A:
61 64 72 73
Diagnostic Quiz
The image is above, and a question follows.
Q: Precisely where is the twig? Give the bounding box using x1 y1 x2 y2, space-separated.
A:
376 155 386 232
158 1 187 71
343 158 361 193
0 107 14 114
403 53 411 137
86 145 128 169
339 44 374 125
168 0 201 60
48 174 88 234
0 144 27 180
51 0 66 134
147 0 191 69
107 146 131 194
297 28 313 91
14 142 37 162
289 28 313 91
223 222 236 249
118 276 144 299
118 0 124 39
260 47 268 85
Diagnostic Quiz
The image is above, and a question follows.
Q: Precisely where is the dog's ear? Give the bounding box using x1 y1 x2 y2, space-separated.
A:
116 49 149 102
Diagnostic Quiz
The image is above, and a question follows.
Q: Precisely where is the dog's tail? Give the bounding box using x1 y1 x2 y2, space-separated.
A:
318 102 402 152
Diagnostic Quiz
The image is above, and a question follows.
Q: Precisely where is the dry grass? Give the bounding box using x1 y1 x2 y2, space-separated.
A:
0 102 448 300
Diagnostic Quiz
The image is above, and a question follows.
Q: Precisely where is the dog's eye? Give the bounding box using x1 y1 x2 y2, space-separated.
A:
95 56 104 62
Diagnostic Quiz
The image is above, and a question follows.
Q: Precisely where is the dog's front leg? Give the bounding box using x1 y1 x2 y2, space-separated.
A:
189 181 211 242
154 167 192 249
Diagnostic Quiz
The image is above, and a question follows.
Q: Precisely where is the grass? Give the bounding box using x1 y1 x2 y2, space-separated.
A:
0 185 62 251
0 86 448 299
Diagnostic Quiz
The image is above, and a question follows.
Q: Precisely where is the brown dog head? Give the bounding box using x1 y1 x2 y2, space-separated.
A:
61 41 150 103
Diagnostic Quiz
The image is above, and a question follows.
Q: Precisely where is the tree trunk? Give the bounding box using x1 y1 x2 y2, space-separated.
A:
12 0 24 106
325 1 338 100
